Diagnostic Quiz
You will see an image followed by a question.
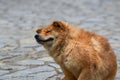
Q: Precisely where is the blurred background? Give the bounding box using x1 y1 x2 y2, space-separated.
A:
0 0 120 80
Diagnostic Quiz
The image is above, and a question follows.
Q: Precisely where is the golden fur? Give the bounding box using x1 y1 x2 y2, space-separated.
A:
35 21 117 80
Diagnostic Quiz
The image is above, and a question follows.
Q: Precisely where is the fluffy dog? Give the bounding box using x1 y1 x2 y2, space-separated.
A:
35 21 117 80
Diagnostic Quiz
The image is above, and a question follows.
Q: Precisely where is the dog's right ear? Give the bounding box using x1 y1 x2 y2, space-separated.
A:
52 21 66 31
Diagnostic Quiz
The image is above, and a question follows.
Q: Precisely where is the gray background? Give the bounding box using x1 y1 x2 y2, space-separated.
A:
0 0 120 80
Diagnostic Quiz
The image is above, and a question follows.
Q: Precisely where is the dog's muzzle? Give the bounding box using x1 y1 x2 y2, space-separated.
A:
34 34 54 43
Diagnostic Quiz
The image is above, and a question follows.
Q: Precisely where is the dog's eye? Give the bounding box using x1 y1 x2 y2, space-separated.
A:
46 30 51 33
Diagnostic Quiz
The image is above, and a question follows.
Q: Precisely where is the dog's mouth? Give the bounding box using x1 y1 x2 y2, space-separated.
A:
34 34 54 43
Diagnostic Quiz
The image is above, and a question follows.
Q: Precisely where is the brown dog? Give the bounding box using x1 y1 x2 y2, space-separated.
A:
35 21 117 80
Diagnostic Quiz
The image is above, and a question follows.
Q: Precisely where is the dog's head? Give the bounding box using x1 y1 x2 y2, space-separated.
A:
34 21 68 49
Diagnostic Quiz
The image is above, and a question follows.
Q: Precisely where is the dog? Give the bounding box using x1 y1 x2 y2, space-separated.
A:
34 21 117 80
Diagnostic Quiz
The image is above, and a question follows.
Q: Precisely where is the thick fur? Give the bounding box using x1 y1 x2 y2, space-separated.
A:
35 21 117 80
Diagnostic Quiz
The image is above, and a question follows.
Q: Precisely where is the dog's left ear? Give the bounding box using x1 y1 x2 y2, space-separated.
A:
52 21 66 31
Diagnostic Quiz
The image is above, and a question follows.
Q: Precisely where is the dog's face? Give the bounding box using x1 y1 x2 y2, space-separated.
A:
34 21 68 49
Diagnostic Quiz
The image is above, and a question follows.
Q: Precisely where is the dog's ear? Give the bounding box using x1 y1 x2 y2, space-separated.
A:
52 21 66 31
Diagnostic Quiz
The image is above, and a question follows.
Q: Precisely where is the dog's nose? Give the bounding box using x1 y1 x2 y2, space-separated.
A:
34 34 40 39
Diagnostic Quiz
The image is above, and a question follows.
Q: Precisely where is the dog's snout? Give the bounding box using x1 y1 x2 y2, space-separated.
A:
34 34 43 40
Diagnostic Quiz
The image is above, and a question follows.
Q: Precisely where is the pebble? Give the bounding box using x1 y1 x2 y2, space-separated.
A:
16 59 44 66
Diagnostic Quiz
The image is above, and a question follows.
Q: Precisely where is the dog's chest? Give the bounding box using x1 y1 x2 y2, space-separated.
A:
64 52 81 77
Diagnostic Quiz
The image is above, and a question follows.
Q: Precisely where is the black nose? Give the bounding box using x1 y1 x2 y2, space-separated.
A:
34 34 40 39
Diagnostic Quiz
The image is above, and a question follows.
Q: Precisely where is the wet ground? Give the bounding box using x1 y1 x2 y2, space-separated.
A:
0 0 120 80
